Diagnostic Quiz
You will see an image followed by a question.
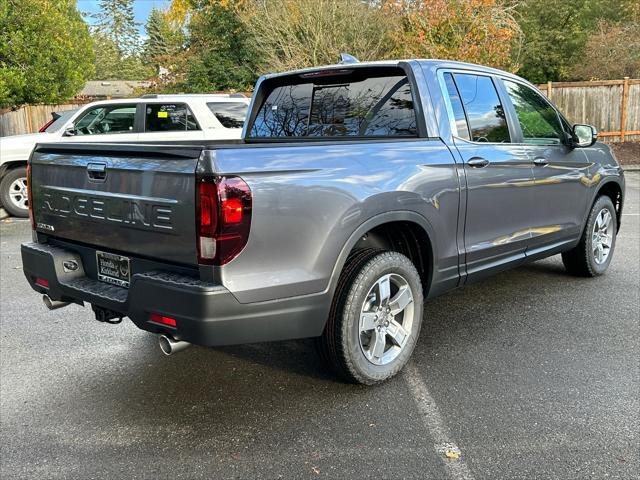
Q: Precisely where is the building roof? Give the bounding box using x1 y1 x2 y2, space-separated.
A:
77 81 152 98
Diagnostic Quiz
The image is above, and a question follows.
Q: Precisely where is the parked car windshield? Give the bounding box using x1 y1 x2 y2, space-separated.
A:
44 109 77 132
249 68 418 138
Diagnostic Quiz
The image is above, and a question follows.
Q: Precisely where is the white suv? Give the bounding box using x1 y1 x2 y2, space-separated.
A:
0 94 250 217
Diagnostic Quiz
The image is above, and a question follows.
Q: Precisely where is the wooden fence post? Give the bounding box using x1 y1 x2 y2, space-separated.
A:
25 105 33 134
620 77 629 142
547 81 552 98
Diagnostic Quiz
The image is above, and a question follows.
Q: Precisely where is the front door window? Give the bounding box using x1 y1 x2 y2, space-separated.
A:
503 80 566 145
74 105 136 135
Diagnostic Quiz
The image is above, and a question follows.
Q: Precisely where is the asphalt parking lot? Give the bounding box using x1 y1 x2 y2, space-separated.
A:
1 173 638 480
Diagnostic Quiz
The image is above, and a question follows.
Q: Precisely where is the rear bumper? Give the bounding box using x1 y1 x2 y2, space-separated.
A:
21 242 329 346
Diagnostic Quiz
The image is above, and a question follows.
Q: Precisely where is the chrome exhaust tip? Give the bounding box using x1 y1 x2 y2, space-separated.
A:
43 294 70 310
158 334 190 356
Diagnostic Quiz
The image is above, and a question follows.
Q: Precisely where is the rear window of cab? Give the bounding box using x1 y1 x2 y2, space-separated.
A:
249 67 418 139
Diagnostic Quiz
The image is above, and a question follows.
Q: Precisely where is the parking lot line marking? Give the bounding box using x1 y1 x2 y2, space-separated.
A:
405 363 475 480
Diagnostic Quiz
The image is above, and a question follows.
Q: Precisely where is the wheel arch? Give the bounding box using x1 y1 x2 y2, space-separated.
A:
0 160 27 180
327 211 436 300
594 179 623 232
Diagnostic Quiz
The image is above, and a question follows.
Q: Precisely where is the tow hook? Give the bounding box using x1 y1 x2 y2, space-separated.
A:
91 304 123 324
158 334 191 355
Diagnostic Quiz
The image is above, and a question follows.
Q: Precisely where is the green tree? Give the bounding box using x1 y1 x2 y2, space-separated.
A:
91 0 140 55
0 0 94 108
570 2 640 80
143 8 186 79
144 9 171 63
89 0 152 80
571 19 640 81
91 33 121 81
183 0 259 92
515 0 635 82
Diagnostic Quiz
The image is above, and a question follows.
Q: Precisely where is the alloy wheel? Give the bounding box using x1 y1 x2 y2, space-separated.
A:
592 208 613 265
359 273 415 366
8 177 28 211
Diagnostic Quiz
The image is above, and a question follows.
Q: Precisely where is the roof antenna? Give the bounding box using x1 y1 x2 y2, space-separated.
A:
339 53 360 65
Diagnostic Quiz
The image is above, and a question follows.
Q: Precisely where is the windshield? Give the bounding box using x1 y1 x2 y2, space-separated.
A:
44 109 78 132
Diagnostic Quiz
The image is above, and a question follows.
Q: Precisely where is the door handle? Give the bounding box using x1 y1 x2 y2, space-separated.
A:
467 157 490 168
533 157 549 166
87 162 107 181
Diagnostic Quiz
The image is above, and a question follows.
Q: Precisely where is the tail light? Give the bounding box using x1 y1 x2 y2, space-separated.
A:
38 119 55 132
196 175 252 265
27 163 35 229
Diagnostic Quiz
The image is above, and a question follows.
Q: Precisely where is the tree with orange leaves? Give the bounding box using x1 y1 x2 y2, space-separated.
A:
382 0 522 72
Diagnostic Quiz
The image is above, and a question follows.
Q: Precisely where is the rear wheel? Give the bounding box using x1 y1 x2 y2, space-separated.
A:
0 166 29 217
562 195 617 277
317 249 423 385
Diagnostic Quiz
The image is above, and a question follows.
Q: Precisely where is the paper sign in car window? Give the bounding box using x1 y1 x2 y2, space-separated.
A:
158 111 168 118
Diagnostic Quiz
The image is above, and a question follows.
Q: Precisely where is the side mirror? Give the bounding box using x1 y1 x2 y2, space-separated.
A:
572 124 597 148
63 124 76 136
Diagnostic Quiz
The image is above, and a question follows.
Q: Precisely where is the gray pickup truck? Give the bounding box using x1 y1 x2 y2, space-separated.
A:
22 59 625 384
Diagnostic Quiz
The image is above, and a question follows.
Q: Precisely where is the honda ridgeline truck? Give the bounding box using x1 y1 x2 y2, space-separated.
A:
22 59 625 384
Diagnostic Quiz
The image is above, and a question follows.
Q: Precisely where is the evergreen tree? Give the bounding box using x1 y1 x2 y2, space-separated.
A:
145 9 170 61
143 8 185 76
88 0 152 80
91 0 140 56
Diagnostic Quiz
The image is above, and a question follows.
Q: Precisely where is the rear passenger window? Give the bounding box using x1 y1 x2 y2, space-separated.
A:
207 102 248 129
452 73 510 143
145 103 199 132
250 69 417 138
443 73 470 140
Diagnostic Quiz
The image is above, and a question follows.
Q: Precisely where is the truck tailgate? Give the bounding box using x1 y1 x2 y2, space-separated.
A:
30 143 204 266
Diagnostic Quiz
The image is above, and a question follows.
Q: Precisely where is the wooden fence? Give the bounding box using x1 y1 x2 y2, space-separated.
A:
537 78 639 142
0 103 88 137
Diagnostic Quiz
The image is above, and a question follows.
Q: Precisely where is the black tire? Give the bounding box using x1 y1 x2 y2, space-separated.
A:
0 166 29 218
316 249 424 385
562 195 617 277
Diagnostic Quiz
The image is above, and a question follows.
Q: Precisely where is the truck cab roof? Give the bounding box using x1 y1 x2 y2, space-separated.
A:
261 58 531 88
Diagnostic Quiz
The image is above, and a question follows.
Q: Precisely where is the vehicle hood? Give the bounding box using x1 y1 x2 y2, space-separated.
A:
0 132 53 165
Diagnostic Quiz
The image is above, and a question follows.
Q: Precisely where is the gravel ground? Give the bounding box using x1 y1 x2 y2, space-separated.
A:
1 173 638 480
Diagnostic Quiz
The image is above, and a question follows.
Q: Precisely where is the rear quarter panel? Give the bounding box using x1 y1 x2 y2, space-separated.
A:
207 140 460 303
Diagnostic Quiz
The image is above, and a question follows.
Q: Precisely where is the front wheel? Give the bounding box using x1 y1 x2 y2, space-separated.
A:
562 195 617 277
317 250 424 385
